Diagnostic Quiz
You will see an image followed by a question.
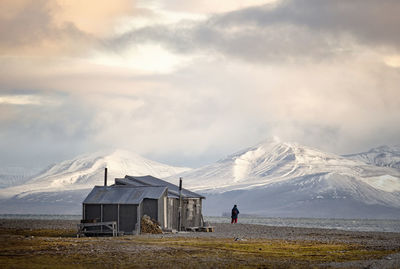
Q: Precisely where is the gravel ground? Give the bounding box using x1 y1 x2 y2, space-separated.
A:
209 223 400 249
1 219 400 268
0 219 79 230
1 219 400 248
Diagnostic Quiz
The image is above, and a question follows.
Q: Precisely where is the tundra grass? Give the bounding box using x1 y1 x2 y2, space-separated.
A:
0 228 397 268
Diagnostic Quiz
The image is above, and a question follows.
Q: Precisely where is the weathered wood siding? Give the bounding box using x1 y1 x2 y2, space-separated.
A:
182 198 202 228
142 199 158 220
166 198 179 229
119 204 138 233
84 204 101 221
103 204 118 222
157 194 166 228
166 198 202 230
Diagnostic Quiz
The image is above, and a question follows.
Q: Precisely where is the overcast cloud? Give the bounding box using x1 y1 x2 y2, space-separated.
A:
114 0 400 62
0 0 399 169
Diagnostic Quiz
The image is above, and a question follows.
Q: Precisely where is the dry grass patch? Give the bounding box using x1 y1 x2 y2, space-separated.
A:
0 228 397 268
130 237 395 263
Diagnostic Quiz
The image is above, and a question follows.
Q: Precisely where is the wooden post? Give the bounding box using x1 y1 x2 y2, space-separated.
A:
178 177 182 231
100 204 103 233
136 205 141 235
163 195 167 229
117 204 120 234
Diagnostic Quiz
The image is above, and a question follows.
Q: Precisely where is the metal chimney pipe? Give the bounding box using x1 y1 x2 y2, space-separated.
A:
104 167 108 186
178 177 183 231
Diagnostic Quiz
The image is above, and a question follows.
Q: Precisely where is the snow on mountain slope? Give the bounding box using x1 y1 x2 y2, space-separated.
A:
0 166 41 188
203 176 400 218
0 149 190 199
177 140 400 193
344 145 400 169
174 140 400 218
2 141 400 217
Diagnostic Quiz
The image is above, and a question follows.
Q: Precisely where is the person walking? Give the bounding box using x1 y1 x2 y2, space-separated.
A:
231 204 239 224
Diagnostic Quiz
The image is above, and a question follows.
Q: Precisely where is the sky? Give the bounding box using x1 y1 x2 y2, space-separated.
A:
0 0 399 169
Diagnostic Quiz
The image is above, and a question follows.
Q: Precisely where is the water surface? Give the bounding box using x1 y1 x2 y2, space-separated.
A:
1 214 399 233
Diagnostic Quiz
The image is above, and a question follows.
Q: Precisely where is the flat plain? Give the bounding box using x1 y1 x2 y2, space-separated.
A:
1 219 399 268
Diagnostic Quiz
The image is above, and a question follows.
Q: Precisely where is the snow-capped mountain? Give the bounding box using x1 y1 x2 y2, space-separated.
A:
0 166 41 188
0 149 189 199
175 140 400 218
177 140 400 193
344 145 400 170
0 149 189 214
1 142 400 218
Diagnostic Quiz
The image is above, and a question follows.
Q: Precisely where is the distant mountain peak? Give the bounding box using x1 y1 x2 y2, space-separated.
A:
345 145 400 169
176 140 400 194
169 140 400 218
0 149 190 199
1 142 400 218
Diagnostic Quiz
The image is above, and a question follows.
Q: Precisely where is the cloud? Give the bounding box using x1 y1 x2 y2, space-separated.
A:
113 0 400 63
1 55 399 168
0 0 144 57
219 0 400 48
0 0 399 169
0 0 52 44
0 1 92 57
154 0 279 14
0 95 47 105
0 91 97 167
384 55 400 68
54 0 139 35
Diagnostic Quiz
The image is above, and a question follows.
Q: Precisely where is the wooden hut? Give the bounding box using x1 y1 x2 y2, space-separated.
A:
81 173 205 235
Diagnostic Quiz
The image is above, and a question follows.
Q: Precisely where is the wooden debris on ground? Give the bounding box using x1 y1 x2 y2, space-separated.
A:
141 215 163 234
185 226 214 232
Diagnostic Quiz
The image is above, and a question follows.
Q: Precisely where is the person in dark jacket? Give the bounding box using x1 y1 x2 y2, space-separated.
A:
231 205 239 224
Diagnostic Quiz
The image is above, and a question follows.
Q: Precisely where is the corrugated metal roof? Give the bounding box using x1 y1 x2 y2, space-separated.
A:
121 175 205 199
115 178 145 187
83 185 167 204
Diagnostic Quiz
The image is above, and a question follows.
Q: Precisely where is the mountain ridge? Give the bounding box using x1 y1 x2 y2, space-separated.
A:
1 142 400 218
0 149 189 199
172 140 400 217
344 145 400 169
175 141 400 193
